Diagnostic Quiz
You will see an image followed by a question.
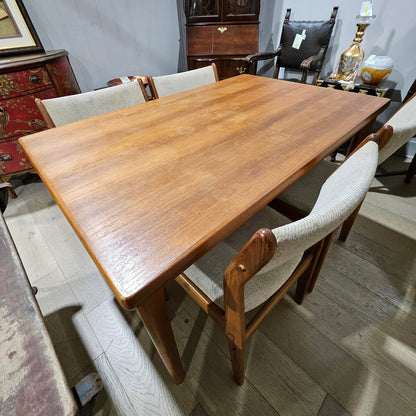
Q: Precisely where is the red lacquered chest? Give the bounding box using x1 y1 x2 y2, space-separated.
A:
0 50 80 193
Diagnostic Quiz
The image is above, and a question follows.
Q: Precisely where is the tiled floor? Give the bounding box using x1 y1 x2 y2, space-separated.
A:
4 155 416 415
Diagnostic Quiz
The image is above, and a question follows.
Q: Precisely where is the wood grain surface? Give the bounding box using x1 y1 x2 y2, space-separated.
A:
19 75 389 309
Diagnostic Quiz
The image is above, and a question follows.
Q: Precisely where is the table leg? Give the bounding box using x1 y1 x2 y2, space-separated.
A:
348 121 374 152
136 287 185 384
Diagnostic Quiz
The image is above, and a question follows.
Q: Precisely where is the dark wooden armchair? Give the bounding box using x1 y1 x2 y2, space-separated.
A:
245 7 338 84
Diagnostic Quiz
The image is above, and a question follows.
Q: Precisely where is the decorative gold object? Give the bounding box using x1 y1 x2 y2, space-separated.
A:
332 23 369 82
330 3 376 88
217 27 227 33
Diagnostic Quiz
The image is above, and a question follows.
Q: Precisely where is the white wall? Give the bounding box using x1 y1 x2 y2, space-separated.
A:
23 0 182 92
22 0 415 97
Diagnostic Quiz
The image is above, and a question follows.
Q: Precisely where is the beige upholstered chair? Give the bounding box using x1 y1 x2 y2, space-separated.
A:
377 92 416 183
175 134 380 385
273 123 395 242
35 80 148 128
148 64 219 99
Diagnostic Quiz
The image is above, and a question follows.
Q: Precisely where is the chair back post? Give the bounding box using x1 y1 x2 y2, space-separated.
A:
223 227 277 385
147 76 159 100
347 131 381 158
211 63 219 82
136 78 150 102
35 98 56 128
376 124 394 150
224 228 277 348
284 8 291 23
330 6 339 21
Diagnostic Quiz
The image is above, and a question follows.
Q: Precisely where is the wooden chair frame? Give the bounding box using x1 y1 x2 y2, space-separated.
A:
175 131 381 385
176 228 324 385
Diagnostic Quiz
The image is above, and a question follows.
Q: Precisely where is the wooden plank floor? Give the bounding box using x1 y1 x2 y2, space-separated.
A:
4 155 416 416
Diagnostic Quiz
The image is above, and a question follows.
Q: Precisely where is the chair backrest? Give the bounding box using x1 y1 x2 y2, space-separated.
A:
148 64 219 99
278 7 338 71
243 139 378 311
378 93 416 164
36 80 148 128
273 139 378 264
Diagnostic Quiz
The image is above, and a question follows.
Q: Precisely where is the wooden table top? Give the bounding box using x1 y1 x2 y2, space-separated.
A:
19 75 389 309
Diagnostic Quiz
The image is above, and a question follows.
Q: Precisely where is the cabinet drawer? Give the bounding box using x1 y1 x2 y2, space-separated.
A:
0 88 58 139
188 57 249 79
187 24 258 56
0 67 52 99
0 138 32 175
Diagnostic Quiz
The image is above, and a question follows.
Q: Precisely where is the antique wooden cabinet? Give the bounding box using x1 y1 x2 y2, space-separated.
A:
0 50 80 194
185 0 260 79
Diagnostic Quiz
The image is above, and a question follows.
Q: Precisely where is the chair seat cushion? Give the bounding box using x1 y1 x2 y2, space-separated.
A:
184 207 300 312
278 160 338 213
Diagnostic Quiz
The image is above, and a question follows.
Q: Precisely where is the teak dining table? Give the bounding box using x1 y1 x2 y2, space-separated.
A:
19 74 389 384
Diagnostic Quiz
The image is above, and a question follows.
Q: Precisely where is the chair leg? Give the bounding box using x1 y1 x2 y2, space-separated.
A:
294 270 314 305
273 65 280 79
294 241 324 304
308 231 336 293
339 200 363 242
405 153 416 184
312 71 319 85
228 339 246 385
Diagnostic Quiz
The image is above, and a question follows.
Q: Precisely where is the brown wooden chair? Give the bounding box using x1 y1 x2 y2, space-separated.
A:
175 132 380 384
148 63 219 99
271 125 393 243
35 79 148 128
244 7 338 84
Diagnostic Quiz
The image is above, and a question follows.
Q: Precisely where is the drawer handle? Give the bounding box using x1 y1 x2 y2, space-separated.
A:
0 154 13 162
218 27 227 34
29 74 41 84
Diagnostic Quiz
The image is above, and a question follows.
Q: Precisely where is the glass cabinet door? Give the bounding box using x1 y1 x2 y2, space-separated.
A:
223 0 260 21
186 0 220 22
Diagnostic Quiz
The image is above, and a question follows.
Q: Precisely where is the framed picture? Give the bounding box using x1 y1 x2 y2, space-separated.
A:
0 0 43 57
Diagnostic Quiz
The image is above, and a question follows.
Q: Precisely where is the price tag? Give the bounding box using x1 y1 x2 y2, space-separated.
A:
365 54 376 65
360 1 373 16
119 76 131 84
292 30 306 49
